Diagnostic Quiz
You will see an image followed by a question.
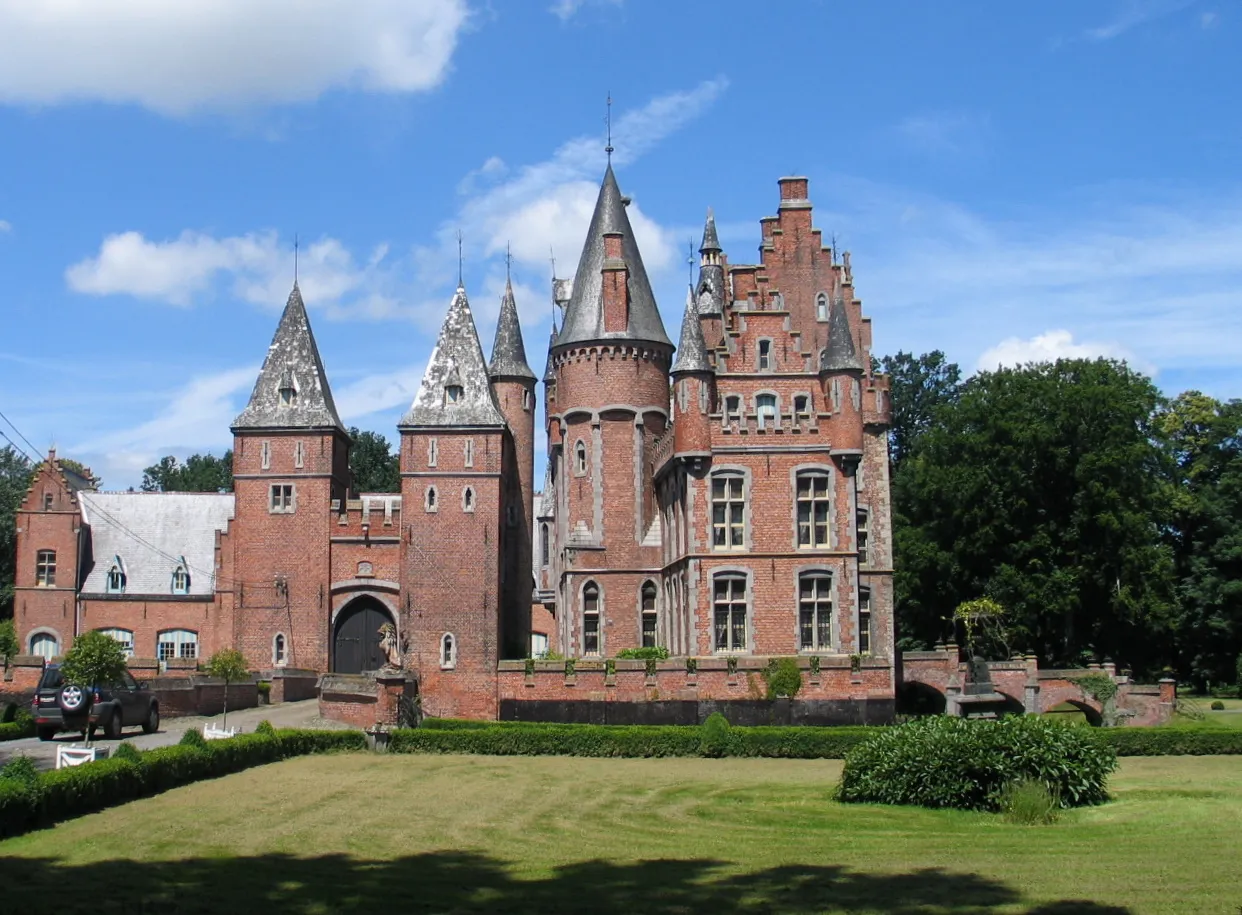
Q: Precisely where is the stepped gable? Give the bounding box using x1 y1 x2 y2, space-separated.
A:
556 164 672 349
671 285 712 375
488 277 536 380
401 284 506 428
233 282 344 431
820 293 864 372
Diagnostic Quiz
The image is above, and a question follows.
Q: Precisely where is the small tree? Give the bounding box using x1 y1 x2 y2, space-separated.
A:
0 619 17 659
60 630 128 744
204 648 249 730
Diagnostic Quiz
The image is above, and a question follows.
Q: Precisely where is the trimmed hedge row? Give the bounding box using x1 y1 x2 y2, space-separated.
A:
0 719 35 742
0 728 365 838
406 719 1242 758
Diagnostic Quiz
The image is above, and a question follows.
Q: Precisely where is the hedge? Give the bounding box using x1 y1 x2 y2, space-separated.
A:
0 719 35 742
0 728 365 838
405 720 1242 758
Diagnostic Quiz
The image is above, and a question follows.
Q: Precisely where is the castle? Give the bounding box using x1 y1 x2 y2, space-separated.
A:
12 167 896 721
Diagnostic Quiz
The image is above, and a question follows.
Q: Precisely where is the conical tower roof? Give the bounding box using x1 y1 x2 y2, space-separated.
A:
233 283 345 431
542 318 558 383
488 278 536 380
671 286 712 375
556 164 671 349
699 207 721 253
400 285 506 428
820 294 864 372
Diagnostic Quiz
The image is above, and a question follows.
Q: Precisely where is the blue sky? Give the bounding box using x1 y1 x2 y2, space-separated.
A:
0 0 1239 489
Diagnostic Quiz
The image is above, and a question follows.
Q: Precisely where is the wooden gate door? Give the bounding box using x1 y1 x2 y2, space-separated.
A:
333 600 390 674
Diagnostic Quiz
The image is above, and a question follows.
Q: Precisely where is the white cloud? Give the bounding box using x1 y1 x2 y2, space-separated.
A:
549 0 622 21
333 364 427 423
894 111 990 156
1200 11 1219 28
0 0 467 114
0 219 10 233
976 330 1148 373
1084 0 1195 41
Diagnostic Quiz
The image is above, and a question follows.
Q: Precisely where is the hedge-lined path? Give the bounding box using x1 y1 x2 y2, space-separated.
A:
0 699 346 769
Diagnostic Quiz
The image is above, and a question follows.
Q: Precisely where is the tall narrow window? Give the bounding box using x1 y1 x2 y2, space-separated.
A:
857 509 870 566
157 629 198 661
441 633 456 669
796 472 831 548
425 486 438 512
522 389 532 411
273 634 287 666
294 440 304 469
858 587 872 654
711 473 746 550
98 628 134 658
641 582 658 648
816 293 828 321
462 487 475 512
582 582 600 655
428 438 438 467
540 523 550 566
172 564 190 594
798 573 833 651
757 339 772 370
36 550 56 587
261 440 271 470
42 492 53 511
464 438 474 467
724 395 741 422
270 484 295 513
756 394 777 430
574 440 587 475
713 574 747 652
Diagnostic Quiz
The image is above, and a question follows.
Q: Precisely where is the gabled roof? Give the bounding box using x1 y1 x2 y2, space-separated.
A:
671 286 712 375
400 285 506 428
233 283 345 431
820 295 864 372
79 492 234 597
488 278 536 381
556 165 671 349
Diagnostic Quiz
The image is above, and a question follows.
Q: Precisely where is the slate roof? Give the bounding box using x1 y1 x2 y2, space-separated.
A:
556 165 672 349
233 283 345 431
400 285 506 428
820 294 864 372
671 286 712 375
79 492 235 597
699 207 722 253
542 320 558 383
488 278 536 380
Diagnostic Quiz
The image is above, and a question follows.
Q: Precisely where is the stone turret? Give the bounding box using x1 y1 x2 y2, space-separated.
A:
671 286 714 459
820 293 864 454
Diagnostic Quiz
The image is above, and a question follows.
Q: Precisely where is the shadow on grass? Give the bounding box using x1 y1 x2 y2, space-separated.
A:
0 851 1132 914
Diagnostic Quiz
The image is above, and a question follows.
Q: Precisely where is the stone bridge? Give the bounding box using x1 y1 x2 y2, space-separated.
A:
900 646 1177 726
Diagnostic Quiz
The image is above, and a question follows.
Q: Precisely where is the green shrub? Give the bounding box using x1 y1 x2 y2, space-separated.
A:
1000 778 1061 825
699 712 733 758
1107 728 1242 755
255 719 276 735
1210 700 1225 711
1 755 39 786
763 658 803 699
837 716 1116 812
113 742 141 763
179 728 207 747
614 647 670 660
0 709 35 742
257 681 272 700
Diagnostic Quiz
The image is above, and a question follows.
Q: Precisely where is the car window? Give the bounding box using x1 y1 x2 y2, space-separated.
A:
121 671 138 690
38 668 63 690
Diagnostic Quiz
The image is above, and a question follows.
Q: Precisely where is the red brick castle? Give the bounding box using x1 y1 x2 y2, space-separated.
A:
13 167 896 722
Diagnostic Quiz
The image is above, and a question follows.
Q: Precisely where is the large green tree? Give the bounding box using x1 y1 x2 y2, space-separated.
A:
879 350 962 472
142 451 233 493
0 445 34 616
892 358 1176 673
348 428 399 494
1157 391 1242 687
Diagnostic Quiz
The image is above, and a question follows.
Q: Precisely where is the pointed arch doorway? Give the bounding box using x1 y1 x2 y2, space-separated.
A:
332 596 393 674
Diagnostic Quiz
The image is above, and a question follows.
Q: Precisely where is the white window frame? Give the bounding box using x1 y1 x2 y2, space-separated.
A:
36 549 56 587
857 508 870 566
30 632 59 660
273 633 287 667
440 633 457 670
712 572 749 653
756 392 778 430
105 562 126 594
574 440 587 476
757 338 773 371
157 629 198 661
98 628 135 658
710 471 747 551
640 580 658 649
796 471 832 549
858 587 872 655
172 563 191 595
582 581 602 656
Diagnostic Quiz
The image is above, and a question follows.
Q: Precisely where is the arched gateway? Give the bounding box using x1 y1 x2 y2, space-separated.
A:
332 596 393 674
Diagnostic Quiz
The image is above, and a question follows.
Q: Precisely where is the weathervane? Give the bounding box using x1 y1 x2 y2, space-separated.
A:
456 230 464 287
605 91 614 162
687 238 695 287
294 233 299 283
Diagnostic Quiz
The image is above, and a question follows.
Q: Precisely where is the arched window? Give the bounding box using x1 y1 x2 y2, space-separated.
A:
757 339 772 371
462 487 475 512
36 550 56 587
816 293 828 321
425 486 438 512
522 389 532 411
756 393 777 430
540 522 550 566
582 582 601 655
857 509 870 566
710 472 746 550
641 581 658 648
858 587 872 654
106 559 126 594
574 440 587 475
798 572 832 651
273 633 287 666
445 383 463 404
793 394 811 417
712 573 747 652
440 633 456 669
157 629 198 661
97 628 134 658
796 471 831 548
30 632 59 660
172 562 190 594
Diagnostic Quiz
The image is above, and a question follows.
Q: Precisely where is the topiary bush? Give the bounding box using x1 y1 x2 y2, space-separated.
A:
1210 700 1226 711
113 742 141 763
255 719 276 735
699 712 733 758
615 647 670 660
763 658 803 699
179 728 207 748
837 715 1117 811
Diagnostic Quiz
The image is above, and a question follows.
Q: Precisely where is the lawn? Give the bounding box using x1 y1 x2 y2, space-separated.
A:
1170 696 1242 729
1 754 1239 914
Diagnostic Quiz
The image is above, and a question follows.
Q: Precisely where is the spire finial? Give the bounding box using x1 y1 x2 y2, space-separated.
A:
505 241 513 285
687 238 695 287
456 229 464 287
605 91 614 162
294 233 299 284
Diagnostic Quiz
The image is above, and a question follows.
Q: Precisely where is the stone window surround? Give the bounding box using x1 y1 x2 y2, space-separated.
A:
790 463 837 551
35 549 56 587
573 438 588 476
261 440 271 470
42 492 53 511
710 566 753 654
638 578 659 648
709 465 752 552
424 486 438 512
858 585 873 655
464 438 474 468
269 483 296 514
427 438 438 468
793 567 834 653
857 507 870 566
792 390 814 418
273 632 288 667
816 292 829 322
27 627 61 659
580 579 603 657
754 390 780 429
757 337 774 372
440 632 457 669
462 486 476 513
294 440 304 469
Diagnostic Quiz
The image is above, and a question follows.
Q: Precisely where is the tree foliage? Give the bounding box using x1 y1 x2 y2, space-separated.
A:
61 630 128 688
0 619 17 658
879 350 962 472
204 648 250 728
0 446 33 616
348 427 399 494
142 451 233 493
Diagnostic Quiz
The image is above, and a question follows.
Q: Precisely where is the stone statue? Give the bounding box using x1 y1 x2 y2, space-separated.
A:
377 622 405 670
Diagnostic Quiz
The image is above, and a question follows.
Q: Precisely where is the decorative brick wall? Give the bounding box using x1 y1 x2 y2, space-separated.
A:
317 671 417 728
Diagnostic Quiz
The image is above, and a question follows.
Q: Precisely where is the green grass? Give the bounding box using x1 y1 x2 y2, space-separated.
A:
1168 695 1242 729
2 755 1239 914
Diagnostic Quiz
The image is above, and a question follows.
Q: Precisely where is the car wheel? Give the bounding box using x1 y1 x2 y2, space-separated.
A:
142 704 160 734
57 684 90 715
103 709 123 740
37 727 57 742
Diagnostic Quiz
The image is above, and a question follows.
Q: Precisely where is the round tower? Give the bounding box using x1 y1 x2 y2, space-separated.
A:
671 285 714 458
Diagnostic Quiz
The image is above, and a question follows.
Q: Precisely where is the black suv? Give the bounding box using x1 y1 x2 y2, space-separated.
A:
32 664 160 741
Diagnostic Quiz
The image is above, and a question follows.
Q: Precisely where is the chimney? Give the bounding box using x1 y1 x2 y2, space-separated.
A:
601 232 629 333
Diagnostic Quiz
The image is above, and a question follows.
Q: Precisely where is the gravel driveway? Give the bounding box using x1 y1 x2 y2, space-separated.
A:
0 699 352 770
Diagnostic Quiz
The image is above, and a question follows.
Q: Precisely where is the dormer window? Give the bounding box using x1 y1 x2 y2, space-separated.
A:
278 367 298 407
172 561 190 595
106 558 126 594
445 384 463 404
